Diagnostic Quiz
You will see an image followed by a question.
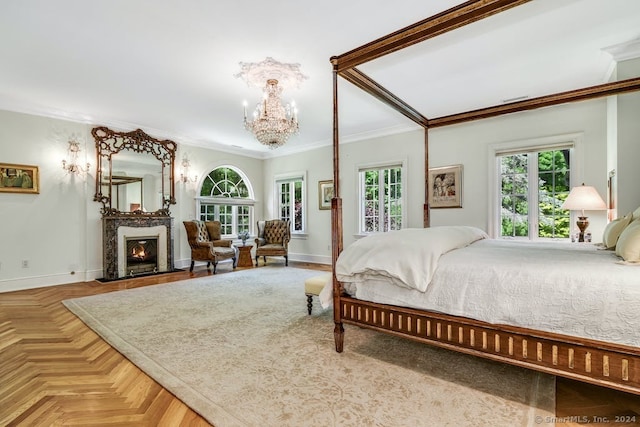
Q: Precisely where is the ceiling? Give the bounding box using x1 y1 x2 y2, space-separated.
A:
1 0 639 159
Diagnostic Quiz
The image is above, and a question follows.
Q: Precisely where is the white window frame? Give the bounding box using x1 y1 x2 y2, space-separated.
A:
357 160 406 235
488 133 583 239
274 171 307 236
196 165 255 238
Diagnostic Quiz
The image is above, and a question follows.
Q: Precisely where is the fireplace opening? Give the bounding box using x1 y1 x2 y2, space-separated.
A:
125 237 158 276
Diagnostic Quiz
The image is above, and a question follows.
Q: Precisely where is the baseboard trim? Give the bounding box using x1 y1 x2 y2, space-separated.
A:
0 254 330 293
0 269 101 293
289 253 331 265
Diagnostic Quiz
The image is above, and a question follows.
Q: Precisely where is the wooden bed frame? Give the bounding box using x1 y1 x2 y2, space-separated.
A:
329 0 640 395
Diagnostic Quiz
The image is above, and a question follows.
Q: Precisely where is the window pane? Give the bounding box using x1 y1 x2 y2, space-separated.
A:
360 167 402 233
293 181 302 231
202 167 250 198
277 178 304 233
385 168 402 231
237 205 250 234
219 205 233 235
500 154 530 238
537 149 570 238
498 148 571 239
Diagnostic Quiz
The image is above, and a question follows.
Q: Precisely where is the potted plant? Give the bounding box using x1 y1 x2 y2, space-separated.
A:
238 230 250 246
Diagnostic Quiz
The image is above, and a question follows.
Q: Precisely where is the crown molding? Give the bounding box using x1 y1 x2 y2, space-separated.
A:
602 38 640 62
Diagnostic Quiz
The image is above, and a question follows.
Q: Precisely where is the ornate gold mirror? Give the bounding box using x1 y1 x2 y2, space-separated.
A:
92 127 177 216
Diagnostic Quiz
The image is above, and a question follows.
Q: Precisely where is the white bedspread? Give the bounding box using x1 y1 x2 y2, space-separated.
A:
345 239 640 347
335 226 488 292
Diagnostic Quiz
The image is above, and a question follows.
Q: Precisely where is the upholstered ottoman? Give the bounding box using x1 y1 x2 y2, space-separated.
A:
304 274 331 315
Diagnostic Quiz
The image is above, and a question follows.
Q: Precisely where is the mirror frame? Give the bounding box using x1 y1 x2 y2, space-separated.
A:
92 126 177 217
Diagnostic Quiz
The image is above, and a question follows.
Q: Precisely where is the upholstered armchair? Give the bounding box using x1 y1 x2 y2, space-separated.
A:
254 219 291 266
183 220 237 273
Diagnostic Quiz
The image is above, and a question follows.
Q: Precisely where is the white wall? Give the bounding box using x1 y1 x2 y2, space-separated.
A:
428 98 608 237
263 145 335 264
616 58 640 216
0 109 264 292
0 109 99 291
0 94 619 291
262 98 610 259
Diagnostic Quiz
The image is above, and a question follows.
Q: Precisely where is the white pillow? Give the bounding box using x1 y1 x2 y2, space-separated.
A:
602 212 632 249
633 206 640 221
616 219 640 262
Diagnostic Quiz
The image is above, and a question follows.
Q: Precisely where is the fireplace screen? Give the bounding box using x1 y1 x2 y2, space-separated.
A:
125 237 158 276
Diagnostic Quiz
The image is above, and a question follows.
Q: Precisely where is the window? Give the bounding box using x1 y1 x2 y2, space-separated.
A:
498 148 571 239
276 176 305 233
359 164 403 233
197 166 254 236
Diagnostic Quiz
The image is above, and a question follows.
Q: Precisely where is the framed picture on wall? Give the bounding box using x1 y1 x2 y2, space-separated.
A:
318 180 334 210
0 163 39 194
428 164 462 208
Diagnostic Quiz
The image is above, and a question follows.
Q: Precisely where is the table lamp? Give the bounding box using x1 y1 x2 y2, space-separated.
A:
561 183 607 242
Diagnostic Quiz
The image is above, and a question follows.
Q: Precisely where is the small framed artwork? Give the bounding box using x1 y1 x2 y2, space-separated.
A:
318 180 334 210
428 164 462 208
0 163 39 194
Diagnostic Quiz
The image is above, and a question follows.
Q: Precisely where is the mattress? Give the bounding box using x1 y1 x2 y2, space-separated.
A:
342 239 640 347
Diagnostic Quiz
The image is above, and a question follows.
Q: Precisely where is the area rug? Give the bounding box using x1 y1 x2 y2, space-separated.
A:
63 266 555 427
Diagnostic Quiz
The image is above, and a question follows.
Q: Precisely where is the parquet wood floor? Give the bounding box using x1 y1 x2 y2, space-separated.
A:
1 261 638 426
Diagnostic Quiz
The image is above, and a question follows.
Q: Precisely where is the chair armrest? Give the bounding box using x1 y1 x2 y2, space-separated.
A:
255 237 266 247
212 239 232 248
196 241 214 249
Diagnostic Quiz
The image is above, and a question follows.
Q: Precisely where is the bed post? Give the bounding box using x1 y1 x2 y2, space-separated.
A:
330 59 345 352
424 128 430 228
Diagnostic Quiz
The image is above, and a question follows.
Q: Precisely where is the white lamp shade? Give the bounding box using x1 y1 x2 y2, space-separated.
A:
561 184 607 211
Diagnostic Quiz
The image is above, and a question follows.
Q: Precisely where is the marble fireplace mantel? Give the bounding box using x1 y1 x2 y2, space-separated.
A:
102 215 174 281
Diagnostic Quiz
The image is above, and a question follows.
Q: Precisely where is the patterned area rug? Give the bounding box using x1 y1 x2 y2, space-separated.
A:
63 267 554 427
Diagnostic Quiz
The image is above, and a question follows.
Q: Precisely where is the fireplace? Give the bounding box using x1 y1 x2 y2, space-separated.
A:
102 216 174 281
125 237 158 276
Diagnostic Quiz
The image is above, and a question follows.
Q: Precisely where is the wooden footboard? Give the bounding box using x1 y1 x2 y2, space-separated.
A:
336 295 640 396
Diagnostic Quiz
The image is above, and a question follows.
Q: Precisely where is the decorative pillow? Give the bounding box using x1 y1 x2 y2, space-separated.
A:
615 219 640 262
205 221 222 241
634 206 640 221
602 212 632 249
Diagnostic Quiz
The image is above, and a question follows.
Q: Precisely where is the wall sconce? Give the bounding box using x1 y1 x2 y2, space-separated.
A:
62 136 90 175
180 157 198 183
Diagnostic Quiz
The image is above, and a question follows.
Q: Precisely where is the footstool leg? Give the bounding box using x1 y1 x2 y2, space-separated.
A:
306 294 313 315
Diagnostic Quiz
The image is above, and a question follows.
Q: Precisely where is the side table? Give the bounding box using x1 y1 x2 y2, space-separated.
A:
235 244 254 268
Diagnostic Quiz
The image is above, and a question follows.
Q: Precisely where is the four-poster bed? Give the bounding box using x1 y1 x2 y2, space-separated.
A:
329 0 640 395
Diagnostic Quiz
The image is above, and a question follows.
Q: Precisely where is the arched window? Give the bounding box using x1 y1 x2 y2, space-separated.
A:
196 166 254 237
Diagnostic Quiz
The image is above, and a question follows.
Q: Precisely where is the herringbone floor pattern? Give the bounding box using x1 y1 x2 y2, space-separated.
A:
1 262 638 426
0 269 218 427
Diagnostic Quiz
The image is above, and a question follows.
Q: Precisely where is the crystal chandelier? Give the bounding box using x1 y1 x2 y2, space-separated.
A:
243 79 298 149
236 57 306 149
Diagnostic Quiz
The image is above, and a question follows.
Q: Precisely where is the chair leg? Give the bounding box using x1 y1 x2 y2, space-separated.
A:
255 255 259 267
189 260 195 272
306 294 313 315
285 255 288 266
263 256 267 264
213 261 218 274
206 262 211 271
232 257 237 269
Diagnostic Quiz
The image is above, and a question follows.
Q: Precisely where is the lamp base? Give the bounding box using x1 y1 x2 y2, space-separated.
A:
576 216 589 243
